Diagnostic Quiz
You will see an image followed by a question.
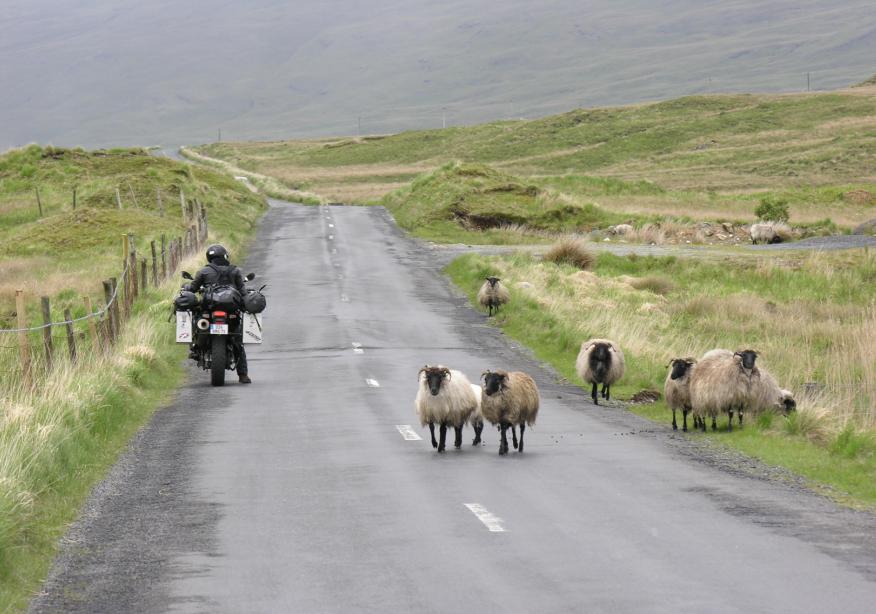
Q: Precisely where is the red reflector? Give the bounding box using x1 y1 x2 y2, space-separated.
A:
213 311 227 317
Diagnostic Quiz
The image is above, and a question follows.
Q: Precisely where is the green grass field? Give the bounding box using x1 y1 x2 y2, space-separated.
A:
446 248 876 508
195 88 876 241
0 146 267 610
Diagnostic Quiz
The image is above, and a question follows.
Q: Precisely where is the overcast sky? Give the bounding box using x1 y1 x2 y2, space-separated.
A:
1 0 874 150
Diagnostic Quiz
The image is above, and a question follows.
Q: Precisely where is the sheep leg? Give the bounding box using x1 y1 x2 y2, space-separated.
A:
591 382 599 405
454 425 463 449
428 423 438 449
602 384 610 400
472 419 483 445
672 409 678 431
711 416 717 431
499 423 509 455
438 424 447 453
682 409 689 433
738 410 744 427
700 416 707 433
511 425 518 450
727 411 734 433
518 423 525 453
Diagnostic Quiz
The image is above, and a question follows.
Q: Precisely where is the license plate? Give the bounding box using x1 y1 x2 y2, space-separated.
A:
210 324 229 335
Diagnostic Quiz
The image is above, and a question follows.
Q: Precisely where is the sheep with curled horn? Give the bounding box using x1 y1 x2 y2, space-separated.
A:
415 365 479 452
664 357 697 432
575 339 625 405
689 348 760 432
477 277 510 316
480 370 540 455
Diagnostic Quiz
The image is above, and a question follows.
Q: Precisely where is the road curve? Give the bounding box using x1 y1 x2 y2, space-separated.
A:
32 202 876 613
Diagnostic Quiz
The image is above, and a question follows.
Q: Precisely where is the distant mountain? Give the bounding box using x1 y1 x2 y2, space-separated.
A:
1 0 874 150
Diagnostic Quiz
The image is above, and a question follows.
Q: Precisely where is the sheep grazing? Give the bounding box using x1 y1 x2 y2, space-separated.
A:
664 357 696 432
688 348 760 432
415 366 479 452
575 339 625 405
477 277 510 316
750 221 792 245
750 369 797 416
469 382 485 445
480 370 540 455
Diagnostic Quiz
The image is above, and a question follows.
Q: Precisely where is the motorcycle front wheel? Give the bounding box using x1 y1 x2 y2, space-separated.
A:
211 335 227 386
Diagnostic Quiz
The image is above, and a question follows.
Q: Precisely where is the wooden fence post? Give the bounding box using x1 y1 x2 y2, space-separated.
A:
161 235 167 280
121 235 131 318
151 240 158 286
35 187 44 217
130 249 139 300
127 181 139 208
63 308 76 363
102 280 116 345
83 296 99 352
15 289 31 387
115 188 123 209
109 277 121 336
40 296 54 372
140 258 148 291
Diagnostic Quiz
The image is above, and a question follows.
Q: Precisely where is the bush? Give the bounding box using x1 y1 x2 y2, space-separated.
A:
629 275 676 295
755 196 790 222
543 238 595 270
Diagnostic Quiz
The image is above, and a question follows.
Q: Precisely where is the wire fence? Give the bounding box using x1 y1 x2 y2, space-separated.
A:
0 196 210 390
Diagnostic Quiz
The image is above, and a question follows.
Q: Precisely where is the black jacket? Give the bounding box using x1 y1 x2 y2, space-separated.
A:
190 261 247 294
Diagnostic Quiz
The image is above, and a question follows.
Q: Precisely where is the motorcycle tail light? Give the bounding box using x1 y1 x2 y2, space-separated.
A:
213 310 227 317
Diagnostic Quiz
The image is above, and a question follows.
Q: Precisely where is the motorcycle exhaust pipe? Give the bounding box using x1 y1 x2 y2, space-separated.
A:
196 318 210 331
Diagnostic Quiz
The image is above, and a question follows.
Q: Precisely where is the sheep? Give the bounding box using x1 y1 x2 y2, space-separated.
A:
469 382 485 445
750 221 792 245
575 339 625 405
415 366 479 452
688 348 760 432
749 369 797 415
477 277 510 316
664 357 697 432
480 370 540 455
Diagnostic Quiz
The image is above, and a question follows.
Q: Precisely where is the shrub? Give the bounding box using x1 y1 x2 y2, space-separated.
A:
755 195 790 222
543 238 595 270
629 275 676 295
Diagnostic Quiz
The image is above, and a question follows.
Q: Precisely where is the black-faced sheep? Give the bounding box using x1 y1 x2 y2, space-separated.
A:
575 339 625 405
480 370 540 455
750 222 792 245
415 366 478 452
477 277 510 316
664 357 697 432
689 348 759 432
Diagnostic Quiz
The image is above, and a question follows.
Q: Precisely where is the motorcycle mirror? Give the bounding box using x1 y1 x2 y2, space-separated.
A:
181 271 193 280
246 273 256 281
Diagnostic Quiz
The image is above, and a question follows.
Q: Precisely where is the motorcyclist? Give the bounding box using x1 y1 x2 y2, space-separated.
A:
190 244 252 384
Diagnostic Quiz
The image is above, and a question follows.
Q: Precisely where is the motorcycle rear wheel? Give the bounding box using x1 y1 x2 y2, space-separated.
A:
211 335 227 386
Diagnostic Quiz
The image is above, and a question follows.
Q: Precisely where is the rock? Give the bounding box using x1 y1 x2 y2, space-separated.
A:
703 228 714 237
721 222 734 232
630 389 661 404
716 233 728 240
853 218 876 235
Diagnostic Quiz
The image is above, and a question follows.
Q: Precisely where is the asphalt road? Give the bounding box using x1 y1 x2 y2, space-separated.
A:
32 202 876 613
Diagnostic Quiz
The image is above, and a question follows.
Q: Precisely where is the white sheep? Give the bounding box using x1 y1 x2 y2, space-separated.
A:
415 365 478 452
664 357 697 432
477 277 510 316
480 370 540 454
750 221 792 245
750 369 797 415
575 339 625 405
689 348 759 431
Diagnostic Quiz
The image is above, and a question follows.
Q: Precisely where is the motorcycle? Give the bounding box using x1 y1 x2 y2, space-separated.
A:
174 271 265 386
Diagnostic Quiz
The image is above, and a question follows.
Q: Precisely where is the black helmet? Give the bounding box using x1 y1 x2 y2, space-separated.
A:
206 244 229 263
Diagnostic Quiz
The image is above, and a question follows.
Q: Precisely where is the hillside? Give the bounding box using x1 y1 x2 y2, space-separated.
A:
2 0 875 149
196 89 876 239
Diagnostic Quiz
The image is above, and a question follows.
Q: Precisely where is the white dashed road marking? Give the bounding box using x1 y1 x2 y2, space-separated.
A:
464 503 506 532
352 342 364 354
365 378 380 388
328 235 334 240
329 223 334 228
340 294 350 303
395 425 422 440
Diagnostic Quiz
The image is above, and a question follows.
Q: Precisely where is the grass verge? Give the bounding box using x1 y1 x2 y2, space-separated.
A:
446 249 876 509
